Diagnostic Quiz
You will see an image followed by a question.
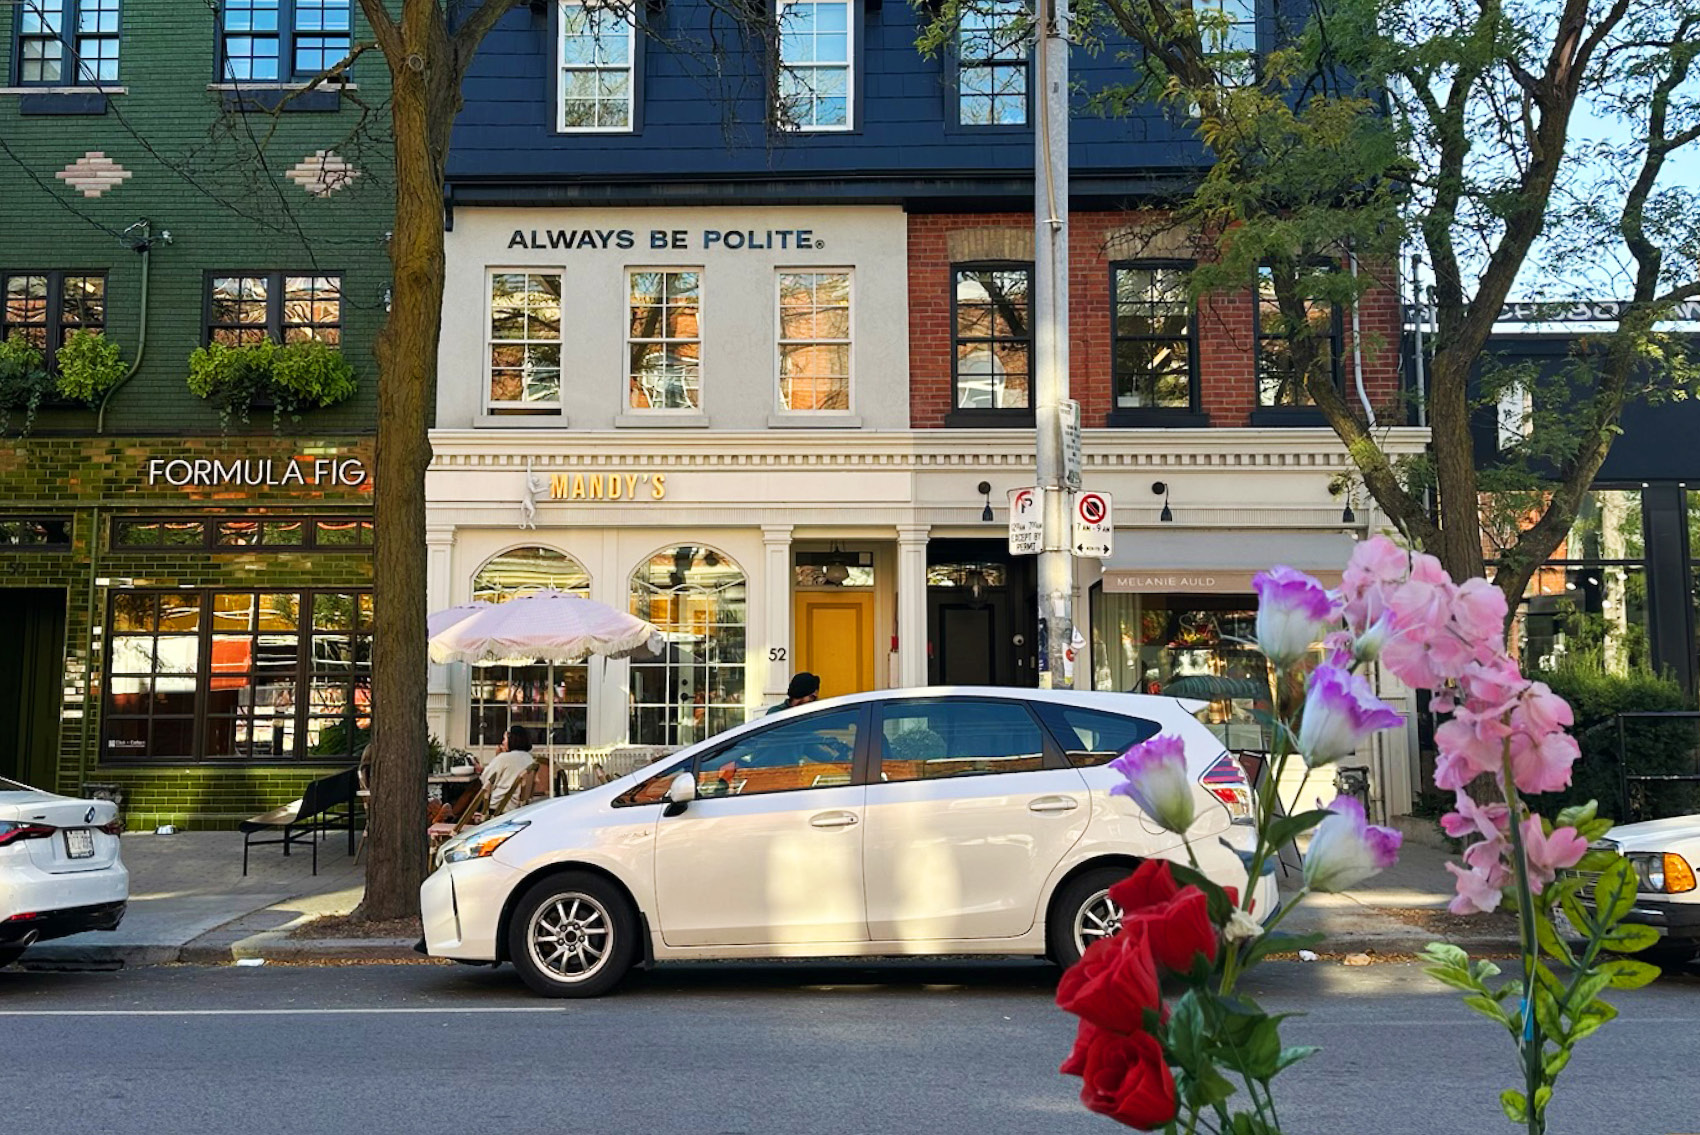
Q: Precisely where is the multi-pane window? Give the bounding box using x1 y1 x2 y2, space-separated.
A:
0 517 73 549
628 270 702 410
958 0 1027 126
1 271 105 367
104 589 372 761
487 272 562 413
629 546 747 746
777 0 851 131
206 273 342 346
219 0 351 82
1196 0 1257 85
1255 266 1340 408
558 0 634 131
469 547 592 748
777 271 850 412
16 0 119 84
1112 263 1195 410
113 516 372 551
952 264 1032 411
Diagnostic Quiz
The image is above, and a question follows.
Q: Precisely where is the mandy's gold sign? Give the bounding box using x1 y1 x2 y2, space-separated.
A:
550 472 667 501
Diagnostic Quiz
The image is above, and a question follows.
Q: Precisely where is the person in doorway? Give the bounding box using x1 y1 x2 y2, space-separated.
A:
767 672 821 715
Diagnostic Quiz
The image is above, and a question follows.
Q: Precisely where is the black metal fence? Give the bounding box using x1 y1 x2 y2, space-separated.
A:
1615 712 1700 823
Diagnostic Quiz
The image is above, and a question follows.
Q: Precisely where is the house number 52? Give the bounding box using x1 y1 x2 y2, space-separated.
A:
768 647 787 661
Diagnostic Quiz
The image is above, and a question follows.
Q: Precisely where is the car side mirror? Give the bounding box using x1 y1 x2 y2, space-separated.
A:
662 771 697 818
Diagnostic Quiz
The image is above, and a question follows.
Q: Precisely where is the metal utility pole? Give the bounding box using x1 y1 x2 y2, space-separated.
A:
1033 0 1072 688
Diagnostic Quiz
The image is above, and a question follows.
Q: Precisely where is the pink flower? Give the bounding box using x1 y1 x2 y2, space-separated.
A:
1450 578 1508 658
1508 730 1580 796
1303 795 1403 892
1432 712 1510 788
1447 860 1507 915
1252 566 1342 665
1521 818 1588 893
1440 793 1509 843
1339 535 1409 633
1297 663 1404 767
1108 734 1195 835
1515 681 1573 737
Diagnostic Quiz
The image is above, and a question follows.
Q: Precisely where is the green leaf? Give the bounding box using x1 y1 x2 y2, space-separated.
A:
1500 1089 1528 1124
1569 998 1618 1042
1181 1067 1237 1111
1421 942 1470 969
1462 993 1510 1027
1533 985 1565 1042
1533 1086 1553 1118
1240 1014 1283 1080
1594 858 1639 925
1600 923 1661 953
1264 808 1333 851
1535 914 1577 966
1423 964 1482 993
1229 1115 1277 1135
1168 991 1207 1073
1598 958 1661 990
1169 862 1236 926
1577 818 1614 843
1542 1048 1572 1079
1558 888 1597 937
1555 800 1598 830
1274 1045 1319 1074
1575 848 1619 873
1567 969 1613 1017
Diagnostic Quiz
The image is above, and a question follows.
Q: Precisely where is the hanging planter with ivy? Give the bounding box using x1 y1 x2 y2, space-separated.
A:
54 329 130 405
186 338 356 429
0 334 56 436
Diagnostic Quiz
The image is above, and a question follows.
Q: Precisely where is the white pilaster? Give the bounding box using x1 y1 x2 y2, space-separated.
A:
896 524 929 688
425 524 456 745
762 524 794 697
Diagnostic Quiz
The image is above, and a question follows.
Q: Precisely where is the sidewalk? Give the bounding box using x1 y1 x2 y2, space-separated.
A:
21 829 427 969
1276 816 1522 957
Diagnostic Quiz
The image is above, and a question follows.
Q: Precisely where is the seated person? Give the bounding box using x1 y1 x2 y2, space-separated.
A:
441 726 548 822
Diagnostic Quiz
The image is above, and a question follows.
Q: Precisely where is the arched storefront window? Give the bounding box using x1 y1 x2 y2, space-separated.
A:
468 546 591 748
628 545 747 745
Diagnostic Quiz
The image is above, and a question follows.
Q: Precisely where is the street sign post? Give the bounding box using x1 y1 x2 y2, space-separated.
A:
1062 400 1082 491
1072 490 1112 558
1008 487 1042 555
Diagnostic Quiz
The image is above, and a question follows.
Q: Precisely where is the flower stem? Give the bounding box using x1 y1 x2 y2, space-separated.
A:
1501 755 1544 1135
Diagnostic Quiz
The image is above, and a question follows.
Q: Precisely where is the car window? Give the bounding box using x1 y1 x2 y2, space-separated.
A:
1031 703 1161 768
693 708 860 799
613 758 691 807
878 699 1046 783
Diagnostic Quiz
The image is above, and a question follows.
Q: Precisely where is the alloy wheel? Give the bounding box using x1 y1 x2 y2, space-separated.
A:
1073 888 1124 957
526 892 613 984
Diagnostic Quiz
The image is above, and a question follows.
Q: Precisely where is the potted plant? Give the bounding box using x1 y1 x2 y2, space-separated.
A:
187 338 355 429
271 338 356 413
54 328 129 406
0 334 56 435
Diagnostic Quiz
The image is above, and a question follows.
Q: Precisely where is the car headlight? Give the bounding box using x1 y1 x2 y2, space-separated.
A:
1628 851 1698 894
440 820 529 864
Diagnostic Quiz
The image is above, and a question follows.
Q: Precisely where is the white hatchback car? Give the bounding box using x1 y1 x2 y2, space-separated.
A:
423 687 1274 997
0 777 128 967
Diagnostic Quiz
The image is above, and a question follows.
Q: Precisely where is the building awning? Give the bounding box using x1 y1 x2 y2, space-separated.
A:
1100 529 1355 593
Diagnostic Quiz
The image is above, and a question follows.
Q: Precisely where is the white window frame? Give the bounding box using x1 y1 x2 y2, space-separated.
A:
1196 0 1257 85
957 0 1028 127
626 267 704 413
776 0 853 133
485 268 565 416
773 268 854 415
556 0 637 134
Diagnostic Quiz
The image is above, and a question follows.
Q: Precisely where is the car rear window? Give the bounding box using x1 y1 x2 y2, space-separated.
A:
1032 704 1160 768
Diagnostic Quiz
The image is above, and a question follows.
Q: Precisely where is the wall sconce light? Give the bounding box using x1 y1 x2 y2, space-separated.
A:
1153 481 1173 523
978 480 994 523
1341 499 1357 525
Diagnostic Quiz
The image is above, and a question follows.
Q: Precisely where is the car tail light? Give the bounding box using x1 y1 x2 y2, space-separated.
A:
99 820 124 836
1200 753 1253 820
0 821 56 848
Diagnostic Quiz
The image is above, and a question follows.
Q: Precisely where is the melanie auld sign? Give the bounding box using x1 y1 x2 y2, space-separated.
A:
146 456 368 488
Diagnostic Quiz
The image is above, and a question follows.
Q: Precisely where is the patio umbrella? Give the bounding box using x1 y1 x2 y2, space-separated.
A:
427 591 665 777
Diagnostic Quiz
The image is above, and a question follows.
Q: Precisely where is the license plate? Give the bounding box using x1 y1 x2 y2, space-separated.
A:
65 828 95 859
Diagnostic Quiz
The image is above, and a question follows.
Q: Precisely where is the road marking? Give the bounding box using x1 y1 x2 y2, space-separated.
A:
0 1007 561 1017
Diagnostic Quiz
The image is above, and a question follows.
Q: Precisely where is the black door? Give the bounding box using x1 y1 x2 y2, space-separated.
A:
926 539 1036 687
0 589 67 788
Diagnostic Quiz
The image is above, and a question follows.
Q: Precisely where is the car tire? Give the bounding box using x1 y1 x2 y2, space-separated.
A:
1049 865 1132 969
1637 938 1698 971
507 872 638 998
0 946 25 969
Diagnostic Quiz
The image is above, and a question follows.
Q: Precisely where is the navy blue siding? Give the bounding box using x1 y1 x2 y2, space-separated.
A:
448 1 1206 189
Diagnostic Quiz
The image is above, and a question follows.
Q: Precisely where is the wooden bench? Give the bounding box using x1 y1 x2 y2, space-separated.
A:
240 767 359 876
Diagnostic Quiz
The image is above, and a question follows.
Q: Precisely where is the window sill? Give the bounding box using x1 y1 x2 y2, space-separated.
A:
1248 408 1330 427
615 412 711 428
475 413 569 429
944 409 1036 429
12 90 112 115
766 413 863 429
207 82 361 91
1105 409 1211 428
0 85 126 95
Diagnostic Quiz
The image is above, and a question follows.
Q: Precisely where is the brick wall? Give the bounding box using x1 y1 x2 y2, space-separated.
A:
908 211 1404 428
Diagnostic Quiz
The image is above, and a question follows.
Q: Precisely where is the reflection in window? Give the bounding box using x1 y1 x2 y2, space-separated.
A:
878 699 1045 781
469 548 592 748
629 546 747 746
207 273 341 346
2 272 106 365
0 516 73 548
558 0 634 130
958 0 1027 125
777 0 851 130
777 271 851 411
694 708 858 797
1195 0 1257 85
1113 263 1194 410
953 265 1032 410
627 270 701 410
487 272 563 413
1255 266 1340 408
1031 702 1160 767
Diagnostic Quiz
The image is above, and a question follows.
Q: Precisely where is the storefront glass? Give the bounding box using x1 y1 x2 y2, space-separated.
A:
468 546 591 747
1090 589 1272 751
629 545 747 746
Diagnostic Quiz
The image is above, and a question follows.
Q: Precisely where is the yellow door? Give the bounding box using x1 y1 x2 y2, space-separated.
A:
794 593 876 700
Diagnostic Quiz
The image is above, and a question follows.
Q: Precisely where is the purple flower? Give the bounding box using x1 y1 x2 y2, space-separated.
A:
1108 734 1195 835
1297 663 1404 768
1252 566 1343 666
1303 795 1403 892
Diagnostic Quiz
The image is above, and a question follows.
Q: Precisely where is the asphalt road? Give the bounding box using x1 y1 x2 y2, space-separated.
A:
5 959 1698 1135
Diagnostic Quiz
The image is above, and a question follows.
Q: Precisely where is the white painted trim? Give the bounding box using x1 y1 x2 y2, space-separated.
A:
555 0 637 134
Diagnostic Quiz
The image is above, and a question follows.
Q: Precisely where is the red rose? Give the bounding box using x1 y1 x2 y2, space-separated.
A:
1131 887 1218 973
1055 920 1162 1034
1059 1018 1101 1077
1108 858 1182 914
1075 1025 1179 1130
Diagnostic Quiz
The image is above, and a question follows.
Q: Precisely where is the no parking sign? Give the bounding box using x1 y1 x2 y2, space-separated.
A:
1071 491 1112 558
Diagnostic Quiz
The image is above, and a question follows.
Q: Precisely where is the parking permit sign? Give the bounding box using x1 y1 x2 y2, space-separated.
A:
1008 487 1042 555
1072 491 1112 558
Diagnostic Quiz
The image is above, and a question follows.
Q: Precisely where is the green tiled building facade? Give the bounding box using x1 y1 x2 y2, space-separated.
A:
2 2 390 826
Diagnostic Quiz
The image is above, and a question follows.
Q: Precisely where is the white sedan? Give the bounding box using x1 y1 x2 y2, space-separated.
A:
422 687 1274 997
1 778 128 968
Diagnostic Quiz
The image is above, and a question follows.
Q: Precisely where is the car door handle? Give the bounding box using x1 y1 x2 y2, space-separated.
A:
1028 795 1080 814
809 810 859 829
